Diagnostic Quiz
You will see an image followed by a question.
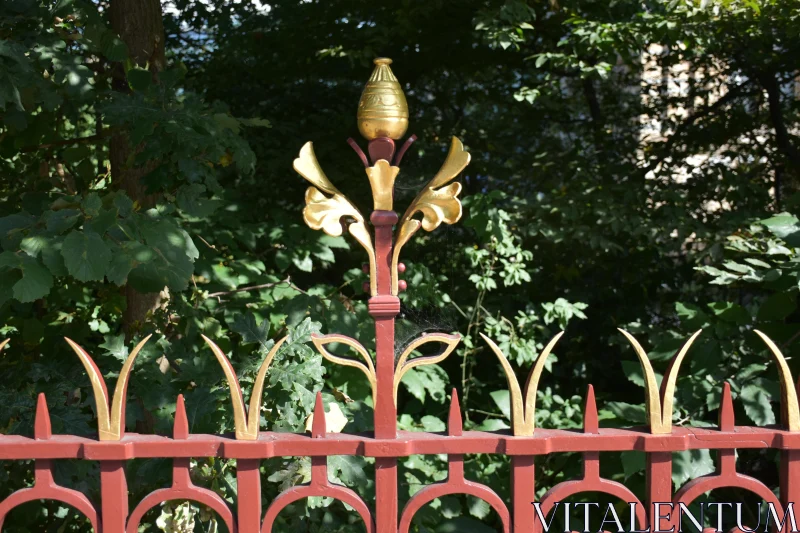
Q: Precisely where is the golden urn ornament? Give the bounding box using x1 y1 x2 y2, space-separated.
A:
357 58 409 140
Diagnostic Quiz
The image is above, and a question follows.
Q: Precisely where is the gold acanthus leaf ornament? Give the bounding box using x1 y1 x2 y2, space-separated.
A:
294 142 379 296
366 159 400 211
391 136 471 295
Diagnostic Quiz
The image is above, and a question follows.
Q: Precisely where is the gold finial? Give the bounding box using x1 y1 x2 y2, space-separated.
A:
357 57 409 140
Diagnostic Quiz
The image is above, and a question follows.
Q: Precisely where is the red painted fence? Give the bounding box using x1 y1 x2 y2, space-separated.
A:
1 57 798 533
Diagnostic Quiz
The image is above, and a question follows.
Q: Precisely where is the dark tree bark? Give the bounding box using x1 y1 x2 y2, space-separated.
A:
757 70 800 196
109 0 167 336
582 77 603 146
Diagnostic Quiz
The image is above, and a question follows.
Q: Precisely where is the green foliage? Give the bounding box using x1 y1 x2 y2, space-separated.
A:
1 0 800 531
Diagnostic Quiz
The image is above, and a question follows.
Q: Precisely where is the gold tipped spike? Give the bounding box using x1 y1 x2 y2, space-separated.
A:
481 332 563 436
522 332 564 430
247 336 289 438
66 335 152 441
202 335 248 439
659 330 702 432
618 329 666 434
755 330 800 431
202 334 288 440
357 58 409 140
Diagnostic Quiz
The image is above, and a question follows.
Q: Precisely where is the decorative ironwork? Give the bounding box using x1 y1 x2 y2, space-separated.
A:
311 333 378 403
202 334 289 441
391 136 470 295
481 332 564 436
64 335 152 441
294 141 378 295
357 57 409 141
1 57 799 533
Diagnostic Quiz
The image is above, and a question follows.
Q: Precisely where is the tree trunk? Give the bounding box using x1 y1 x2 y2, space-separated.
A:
109 0 166 336
757 70 800 194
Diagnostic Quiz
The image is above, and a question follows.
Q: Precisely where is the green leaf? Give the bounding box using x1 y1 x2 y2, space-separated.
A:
100 33 128 61
476 418 510 431
708 302 750 325
740 384 776 425
437 517 496 533
14 256 53 302
620 451 645 480
0 252 54 302
20 235 48 257
490 390 511 420
605 401 647 424
311 243 335 262
401 364 448 404
293 253 313 272
230 314 272 352
61 230 112 282
757 291 797 322
177 184 220 217
672 449 715 487
760 213 800 239
328 455 370 488
64 145 91 165
106 242 141 286
128 218 198 291
44 209 81 234
621 361 645 388
238 117 272 128
676 302 710 328
41 242 67 277
127 67 152 92
100 334 129 362
420 415 446 432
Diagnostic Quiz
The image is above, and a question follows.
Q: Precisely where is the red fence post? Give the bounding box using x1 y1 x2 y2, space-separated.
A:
100 461 128 533
647 453 673 530
512 456 536 533
237 459 261 533
370 210 400 533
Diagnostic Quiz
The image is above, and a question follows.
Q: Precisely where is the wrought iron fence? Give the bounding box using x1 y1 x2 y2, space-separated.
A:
1 57 798 533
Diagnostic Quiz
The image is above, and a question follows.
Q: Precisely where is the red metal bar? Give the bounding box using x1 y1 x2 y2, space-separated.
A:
100 461 128 533
4 425 800 461
781 379 800 516
2 387 800 531
369 209 400 533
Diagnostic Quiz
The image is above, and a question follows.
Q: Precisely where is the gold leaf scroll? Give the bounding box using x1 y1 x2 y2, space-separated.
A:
391 137 471 295
311 333 377 403
755 330 800 431
294 142 378 295
393 333 460 405
202 335 288 440
66 335 152 441
481 332 564 436
618 329 701 434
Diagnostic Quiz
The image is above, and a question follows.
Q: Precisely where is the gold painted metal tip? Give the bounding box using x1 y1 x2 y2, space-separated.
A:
358 58 408 140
